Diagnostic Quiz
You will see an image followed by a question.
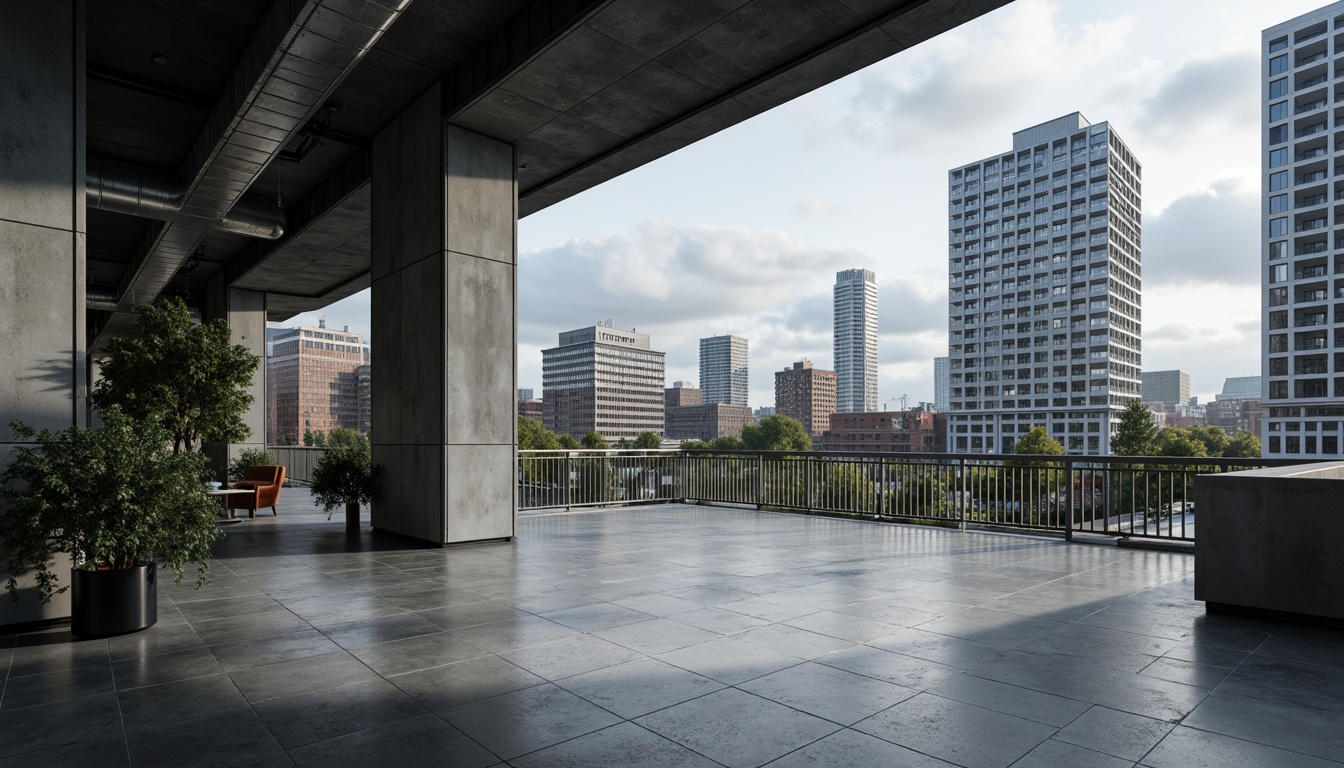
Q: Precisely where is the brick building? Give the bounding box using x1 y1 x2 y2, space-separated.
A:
665 403 753 441
774 360 837 441
821 408 948 453
266 322 371 444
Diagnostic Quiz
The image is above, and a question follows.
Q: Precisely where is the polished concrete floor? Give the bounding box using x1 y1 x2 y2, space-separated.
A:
2 492 1343 767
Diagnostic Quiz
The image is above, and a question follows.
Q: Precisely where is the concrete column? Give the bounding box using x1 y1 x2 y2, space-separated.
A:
203 275 267 479
370 86 517 545
0 1 85 626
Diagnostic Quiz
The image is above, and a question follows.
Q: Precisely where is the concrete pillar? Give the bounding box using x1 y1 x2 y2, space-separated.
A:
370 86 517 545
0 1 85 626
203 275 267 480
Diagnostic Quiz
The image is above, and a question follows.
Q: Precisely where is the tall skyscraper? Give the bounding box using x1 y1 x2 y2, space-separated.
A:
947 113 1142 455
774 360 837 441
834 269 878 413
934 356 950 412
1262 6 1344 458
542 322 665 441
1140 370 1190 410
699 335 749 406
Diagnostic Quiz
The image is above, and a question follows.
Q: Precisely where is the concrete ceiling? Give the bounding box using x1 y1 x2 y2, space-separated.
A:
85 0 1010 329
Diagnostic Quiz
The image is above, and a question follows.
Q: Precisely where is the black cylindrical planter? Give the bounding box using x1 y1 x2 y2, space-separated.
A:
345 501 360 531
71 563 157 636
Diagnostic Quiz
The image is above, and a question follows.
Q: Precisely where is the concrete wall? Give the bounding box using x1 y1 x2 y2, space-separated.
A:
203 276 267 480
370 85 517 545
0 1 85 626
1195 463 1344 622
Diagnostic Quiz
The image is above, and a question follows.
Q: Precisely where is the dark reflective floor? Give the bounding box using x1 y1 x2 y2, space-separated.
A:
1 491 1342 767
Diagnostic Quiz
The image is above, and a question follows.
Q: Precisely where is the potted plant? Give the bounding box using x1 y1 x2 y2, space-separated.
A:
228 448 277 484
310 443 383 530
0 408 221 636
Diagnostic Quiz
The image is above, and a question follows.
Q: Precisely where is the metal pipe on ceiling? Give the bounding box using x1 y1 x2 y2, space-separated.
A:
86 156 285 240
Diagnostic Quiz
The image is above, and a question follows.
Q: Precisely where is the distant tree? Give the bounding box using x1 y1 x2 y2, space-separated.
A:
581 431 609 450
303 429 315 446
633 432 663 449
1155 427 1208 458
518 417 560 451
92 297 259 453
707 436 747 450
616 438 631 449
228 448 277 484
1111 400 1158 456
311 430 327 447
1014 426 1063 456
742 414 811 451
1186 425 1229 457
1223 430 1261 457
325 426 368 450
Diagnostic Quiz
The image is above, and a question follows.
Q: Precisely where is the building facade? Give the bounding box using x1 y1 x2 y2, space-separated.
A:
947 112 1142 455
774 360 837 441
834 268 878 413
821 408 948 453
934 356 950 412
518 399 543 420
266 323 372 444
1262 5 1344 458
665 380 703 408
665 403 753 441
542 323 665 441
1140 369 1191 410
699 335 749 406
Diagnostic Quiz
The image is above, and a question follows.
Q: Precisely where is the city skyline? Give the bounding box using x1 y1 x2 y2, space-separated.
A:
280 0 1324 410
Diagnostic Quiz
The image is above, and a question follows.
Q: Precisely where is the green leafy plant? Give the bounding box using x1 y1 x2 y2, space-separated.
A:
0 408 222 602
92 297 260 453
310 445 383 520
228 448 277 484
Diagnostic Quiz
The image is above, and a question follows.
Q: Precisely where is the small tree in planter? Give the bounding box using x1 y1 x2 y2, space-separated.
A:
0 408 221 635
310 445 383 530
92 297 260 453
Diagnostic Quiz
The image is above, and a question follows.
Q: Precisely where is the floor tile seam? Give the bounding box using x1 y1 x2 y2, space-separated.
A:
1245 644 1344 671
1200 683 1344 718
1170 719 1344 764
935 672 1097 729
111 661 224 694
231 657 390 706
110 672 134 768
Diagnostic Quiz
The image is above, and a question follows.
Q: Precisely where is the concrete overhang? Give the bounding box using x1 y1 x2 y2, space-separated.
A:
224 0 1009 320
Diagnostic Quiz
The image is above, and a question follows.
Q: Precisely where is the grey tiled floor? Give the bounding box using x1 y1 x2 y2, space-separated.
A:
2 492 1343 767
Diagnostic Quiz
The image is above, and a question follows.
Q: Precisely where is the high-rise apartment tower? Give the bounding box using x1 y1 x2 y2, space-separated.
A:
834 268 878 413
947 113 1142 455
1262 5 1344 458
542 323 665 441
699 335 749 406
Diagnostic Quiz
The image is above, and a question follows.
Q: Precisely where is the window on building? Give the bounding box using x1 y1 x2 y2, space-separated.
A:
1269 171 1289 191
1269 379 1289 399
1269 311 1288 330
1269 241 1287 260
1269 217 1288 237
1270 194 1288 213
1269 148 1289 169
1269 287 1288 305
1269 54 1288 76
1268 102 1288 122
1270 357 1288 375
1269 435 1281 453
1269 124 1288 144
1269 37 1288 53
1270 334 1288 353
1270 264 1287 283
1269 78 1289 99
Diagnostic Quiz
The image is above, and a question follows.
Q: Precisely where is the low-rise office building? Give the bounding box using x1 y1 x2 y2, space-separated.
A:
822 408 948 453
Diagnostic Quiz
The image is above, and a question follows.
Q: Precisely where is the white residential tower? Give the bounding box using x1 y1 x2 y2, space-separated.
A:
834 268 878 413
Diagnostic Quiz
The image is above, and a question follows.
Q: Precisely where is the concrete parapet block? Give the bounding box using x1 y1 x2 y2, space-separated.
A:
1195 463 1344 624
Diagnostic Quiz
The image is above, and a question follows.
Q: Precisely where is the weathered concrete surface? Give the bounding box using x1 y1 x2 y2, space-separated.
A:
0 0 85 627
1195 463 1344 623
202 277 266 481
370 86 517 546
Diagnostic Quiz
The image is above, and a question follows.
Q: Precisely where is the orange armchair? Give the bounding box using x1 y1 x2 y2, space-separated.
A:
228 465 286 518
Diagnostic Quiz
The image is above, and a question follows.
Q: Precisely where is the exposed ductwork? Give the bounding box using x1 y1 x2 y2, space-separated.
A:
87 156 286 240
90 0 411 344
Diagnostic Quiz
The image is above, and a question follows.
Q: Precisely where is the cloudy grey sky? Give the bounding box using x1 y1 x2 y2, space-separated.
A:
287 0 1319 407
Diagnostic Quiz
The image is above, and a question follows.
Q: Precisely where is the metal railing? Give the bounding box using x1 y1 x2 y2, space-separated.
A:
519 449 1313 542
268 446 328 483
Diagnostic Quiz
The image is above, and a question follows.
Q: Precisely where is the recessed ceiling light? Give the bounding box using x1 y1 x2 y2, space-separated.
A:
151 52 168 65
